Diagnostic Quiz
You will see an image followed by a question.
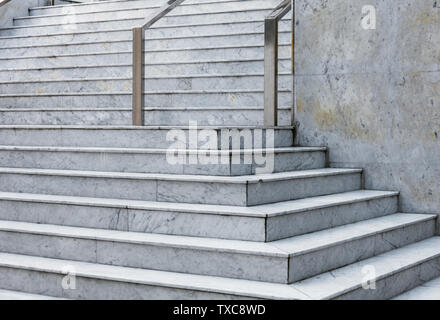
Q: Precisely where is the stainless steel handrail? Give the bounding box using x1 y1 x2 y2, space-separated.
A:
264 0 294 126
0 0 12 8
132 0 185 126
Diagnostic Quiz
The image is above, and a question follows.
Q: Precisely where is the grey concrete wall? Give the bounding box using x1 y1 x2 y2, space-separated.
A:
0 0 50 27
294 0 439 213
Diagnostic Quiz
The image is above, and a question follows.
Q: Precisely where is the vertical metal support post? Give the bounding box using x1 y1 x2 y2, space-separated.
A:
264 18 278 127
291 0 296 126
132 27 144 126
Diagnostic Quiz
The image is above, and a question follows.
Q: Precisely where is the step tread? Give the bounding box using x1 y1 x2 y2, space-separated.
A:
0 146 324 155
0 213 433 258
290 237 440 299
0 252 308 300
0 190 398 218
0 167 362 184
393 277 440 300
0 289 66 300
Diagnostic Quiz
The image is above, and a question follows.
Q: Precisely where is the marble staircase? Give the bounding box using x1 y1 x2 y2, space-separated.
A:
0 0 439 300
0 0 292 125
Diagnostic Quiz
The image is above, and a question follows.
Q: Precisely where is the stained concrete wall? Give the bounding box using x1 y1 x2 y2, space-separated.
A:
294 0 439 213
0 0 50 27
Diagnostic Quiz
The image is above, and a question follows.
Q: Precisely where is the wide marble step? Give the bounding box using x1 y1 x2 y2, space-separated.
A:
0 252 306 300
1 237 440 299
0 167 362 205
15 1 283 27
0 146 325 175
0 190 398 241
0 45 291 70
0 18 291 39
0 107 293 126
0 125 294 148
28 0 275 16
393 277 440 300
0 90 292 109
0 214 433 284
0 33 292 56
0 59 291 81
0 74 292 94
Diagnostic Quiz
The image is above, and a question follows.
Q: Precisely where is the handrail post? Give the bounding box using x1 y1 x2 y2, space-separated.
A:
291 0 295 126
131 0 185 126
264 0 293 127
264 17 278 127
132 27 144 126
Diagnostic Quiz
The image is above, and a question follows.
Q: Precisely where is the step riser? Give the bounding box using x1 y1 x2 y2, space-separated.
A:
0 149 325 175
0 266 258 299
0 19 142 37
0 171 361 206
246 173 362 206
14 8 158 27
15 3 281 27
0 109 132 126
0 60 291 81
0 30 133 47
30 0 167 15
0 75 292 94
0 66 131 82
0 33 292 56
0 128 294 149
289 219 436 283
0 109 293 126
156 10 290 30
0 198 267 241
0 20 291 39
334 255 440 300
0 92 292 109
266 196 399 241
0 46 291 69
0 20 291 45
0 219 432 285
0 196 398 241
3 15 291 41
